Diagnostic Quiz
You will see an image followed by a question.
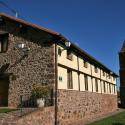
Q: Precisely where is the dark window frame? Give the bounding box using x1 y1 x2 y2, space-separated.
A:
103 81 106 93
83 60 88 68
109 83 111 93
67 69 73 89
0 33 9 53
114 85 116 93
67 49 73 61
95 78 98 92
103 71 105 76
94 66 98 73
84 74 88 91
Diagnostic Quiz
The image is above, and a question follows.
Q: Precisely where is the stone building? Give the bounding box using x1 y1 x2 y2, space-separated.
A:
119 41 125 107
0 13 118 125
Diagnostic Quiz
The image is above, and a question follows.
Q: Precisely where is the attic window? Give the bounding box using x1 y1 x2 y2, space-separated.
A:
83 60 88 68
67 49 73 60
0 33 9 53
94 66 98 73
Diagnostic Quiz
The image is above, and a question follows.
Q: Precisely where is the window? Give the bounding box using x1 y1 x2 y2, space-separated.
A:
59 76 62 81
67 49 73 60
109 83 111 93
107 74 110 79
113 77 115 81
95 79 98 92
58 47 62 56
67 69 73 89
0 33 8 53
103 71 105 76
84 75 88 91
114 85 116 94
109 75 111 79
83 60 88 68
94 66 98 73
103 81 106 93
95 78 98 92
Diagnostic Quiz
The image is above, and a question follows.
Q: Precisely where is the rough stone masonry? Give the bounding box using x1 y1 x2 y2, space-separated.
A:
0 14 118 125
0 19 55 107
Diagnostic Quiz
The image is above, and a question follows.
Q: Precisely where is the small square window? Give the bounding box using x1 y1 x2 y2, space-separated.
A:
103 71 105 76
59 76 62 81
83 60 88 68
67 49 73 60
109 75 111 79
94 66 98 73
58 47 62 56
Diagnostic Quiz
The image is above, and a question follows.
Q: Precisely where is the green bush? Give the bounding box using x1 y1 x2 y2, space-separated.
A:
32 84 52 99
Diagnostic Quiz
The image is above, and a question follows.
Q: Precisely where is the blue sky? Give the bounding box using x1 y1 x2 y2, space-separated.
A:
0 0 124 84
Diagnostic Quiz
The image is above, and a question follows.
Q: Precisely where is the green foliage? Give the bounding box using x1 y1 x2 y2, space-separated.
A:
32 84 52 99
0 108 17 113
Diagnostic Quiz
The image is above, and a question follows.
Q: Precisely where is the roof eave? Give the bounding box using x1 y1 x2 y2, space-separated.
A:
0 13 60 36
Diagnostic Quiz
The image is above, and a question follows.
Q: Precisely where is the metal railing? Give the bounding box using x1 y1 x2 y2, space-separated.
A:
20 95 54 108
19 94 54 116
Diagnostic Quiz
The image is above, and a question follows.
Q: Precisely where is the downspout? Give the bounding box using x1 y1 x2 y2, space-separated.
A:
54 43 58 125
77 55 80 91
100 70 102 94
90 63 93 92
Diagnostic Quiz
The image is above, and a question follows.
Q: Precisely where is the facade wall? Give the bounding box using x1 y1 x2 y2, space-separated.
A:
79 74 85 91
57 45 117 124
58 46 78 70
0 20 55 107
79 57 91 75
57 89 117 125
57 45 117 95
72 71 79 90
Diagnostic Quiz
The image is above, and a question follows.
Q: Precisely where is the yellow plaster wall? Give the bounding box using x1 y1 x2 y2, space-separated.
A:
79 74 85 91
57 45 117 95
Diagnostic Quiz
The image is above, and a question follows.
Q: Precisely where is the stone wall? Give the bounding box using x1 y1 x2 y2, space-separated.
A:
0 20 55 107
17 107 55 125
57 89 117 125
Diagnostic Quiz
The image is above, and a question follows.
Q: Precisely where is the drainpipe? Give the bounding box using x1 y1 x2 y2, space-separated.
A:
90 63 93 92
100 69 102 94
54 42 58 125
77 55 80 91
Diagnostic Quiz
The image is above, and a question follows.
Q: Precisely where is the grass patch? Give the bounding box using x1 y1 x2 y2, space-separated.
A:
88 111 125 125
0 108 17 113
